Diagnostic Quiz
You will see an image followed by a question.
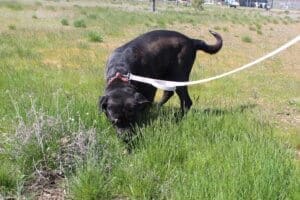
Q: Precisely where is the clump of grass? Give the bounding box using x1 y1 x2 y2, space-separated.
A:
257 30 263 35
88 13 98 19
272 19 279 24
0 161 20 195
77 42 89 49
8 24 16 30
241 35 252 43
255 23 262 30
69 161 112 200
222 27 228 32
61 18 69 26
282 20 288 25
87 31 103 42
249 26 256 31
73 19 86 28
45 5 56 11
32 14 38 19
35 1 43 7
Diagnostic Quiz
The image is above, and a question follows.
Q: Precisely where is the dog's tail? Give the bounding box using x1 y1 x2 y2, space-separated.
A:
193 30 222 54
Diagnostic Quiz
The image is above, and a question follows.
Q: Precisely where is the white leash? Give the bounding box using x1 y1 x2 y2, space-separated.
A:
128 35 300 91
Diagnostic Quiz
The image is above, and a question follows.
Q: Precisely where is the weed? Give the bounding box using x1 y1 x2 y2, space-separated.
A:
61 18 69 26
73 19 86 28
87 31 103 42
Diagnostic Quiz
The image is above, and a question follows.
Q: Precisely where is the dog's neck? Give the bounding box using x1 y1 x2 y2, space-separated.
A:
107 72 129 87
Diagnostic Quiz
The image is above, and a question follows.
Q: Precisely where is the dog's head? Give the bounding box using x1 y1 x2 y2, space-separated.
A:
99 85 149 136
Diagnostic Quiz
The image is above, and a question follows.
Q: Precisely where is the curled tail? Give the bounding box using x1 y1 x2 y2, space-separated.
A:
193 30 223 54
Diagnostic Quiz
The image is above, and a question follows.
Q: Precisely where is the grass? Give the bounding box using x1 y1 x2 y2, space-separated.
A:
241 35 252 43
61 18 69 26
0 1 23 11
8 24 16 30
0 0 299 199
87 31 103 42
73 19 86 28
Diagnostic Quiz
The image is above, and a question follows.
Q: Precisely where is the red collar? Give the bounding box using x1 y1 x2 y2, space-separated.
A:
108 72 129 86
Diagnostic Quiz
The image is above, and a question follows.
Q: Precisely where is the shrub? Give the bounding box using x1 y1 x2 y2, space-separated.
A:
61 18 69 26
88 31 103 42
241 35 252 43
74 19 86 28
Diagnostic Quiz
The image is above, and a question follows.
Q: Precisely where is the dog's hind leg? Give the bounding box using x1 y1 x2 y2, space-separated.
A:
176 86 192 115
158 91 174 106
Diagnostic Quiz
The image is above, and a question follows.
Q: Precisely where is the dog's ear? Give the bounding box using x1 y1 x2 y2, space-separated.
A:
134 93 150 108
99 96 108 111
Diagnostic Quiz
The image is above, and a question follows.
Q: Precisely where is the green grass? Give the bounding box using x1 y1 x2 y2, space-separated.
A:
87 31 103 42
241 35 252 43
61 18 69 26
0 0 299 199
0 1 23 11
73 19 87 28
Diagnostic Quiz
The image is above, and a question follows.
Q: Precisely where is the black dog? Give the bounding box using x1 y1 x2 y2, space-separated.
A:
99 30 222 137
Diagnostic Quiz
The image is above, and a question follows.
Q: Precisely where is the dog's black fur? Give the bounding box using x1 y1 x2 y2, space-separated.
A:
99 30 222 137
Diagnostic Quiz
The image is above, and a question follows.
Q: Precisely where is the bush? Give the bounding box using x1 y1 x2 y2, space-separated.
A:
88 31 103 42
74 19 86 28
61 18 69 26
